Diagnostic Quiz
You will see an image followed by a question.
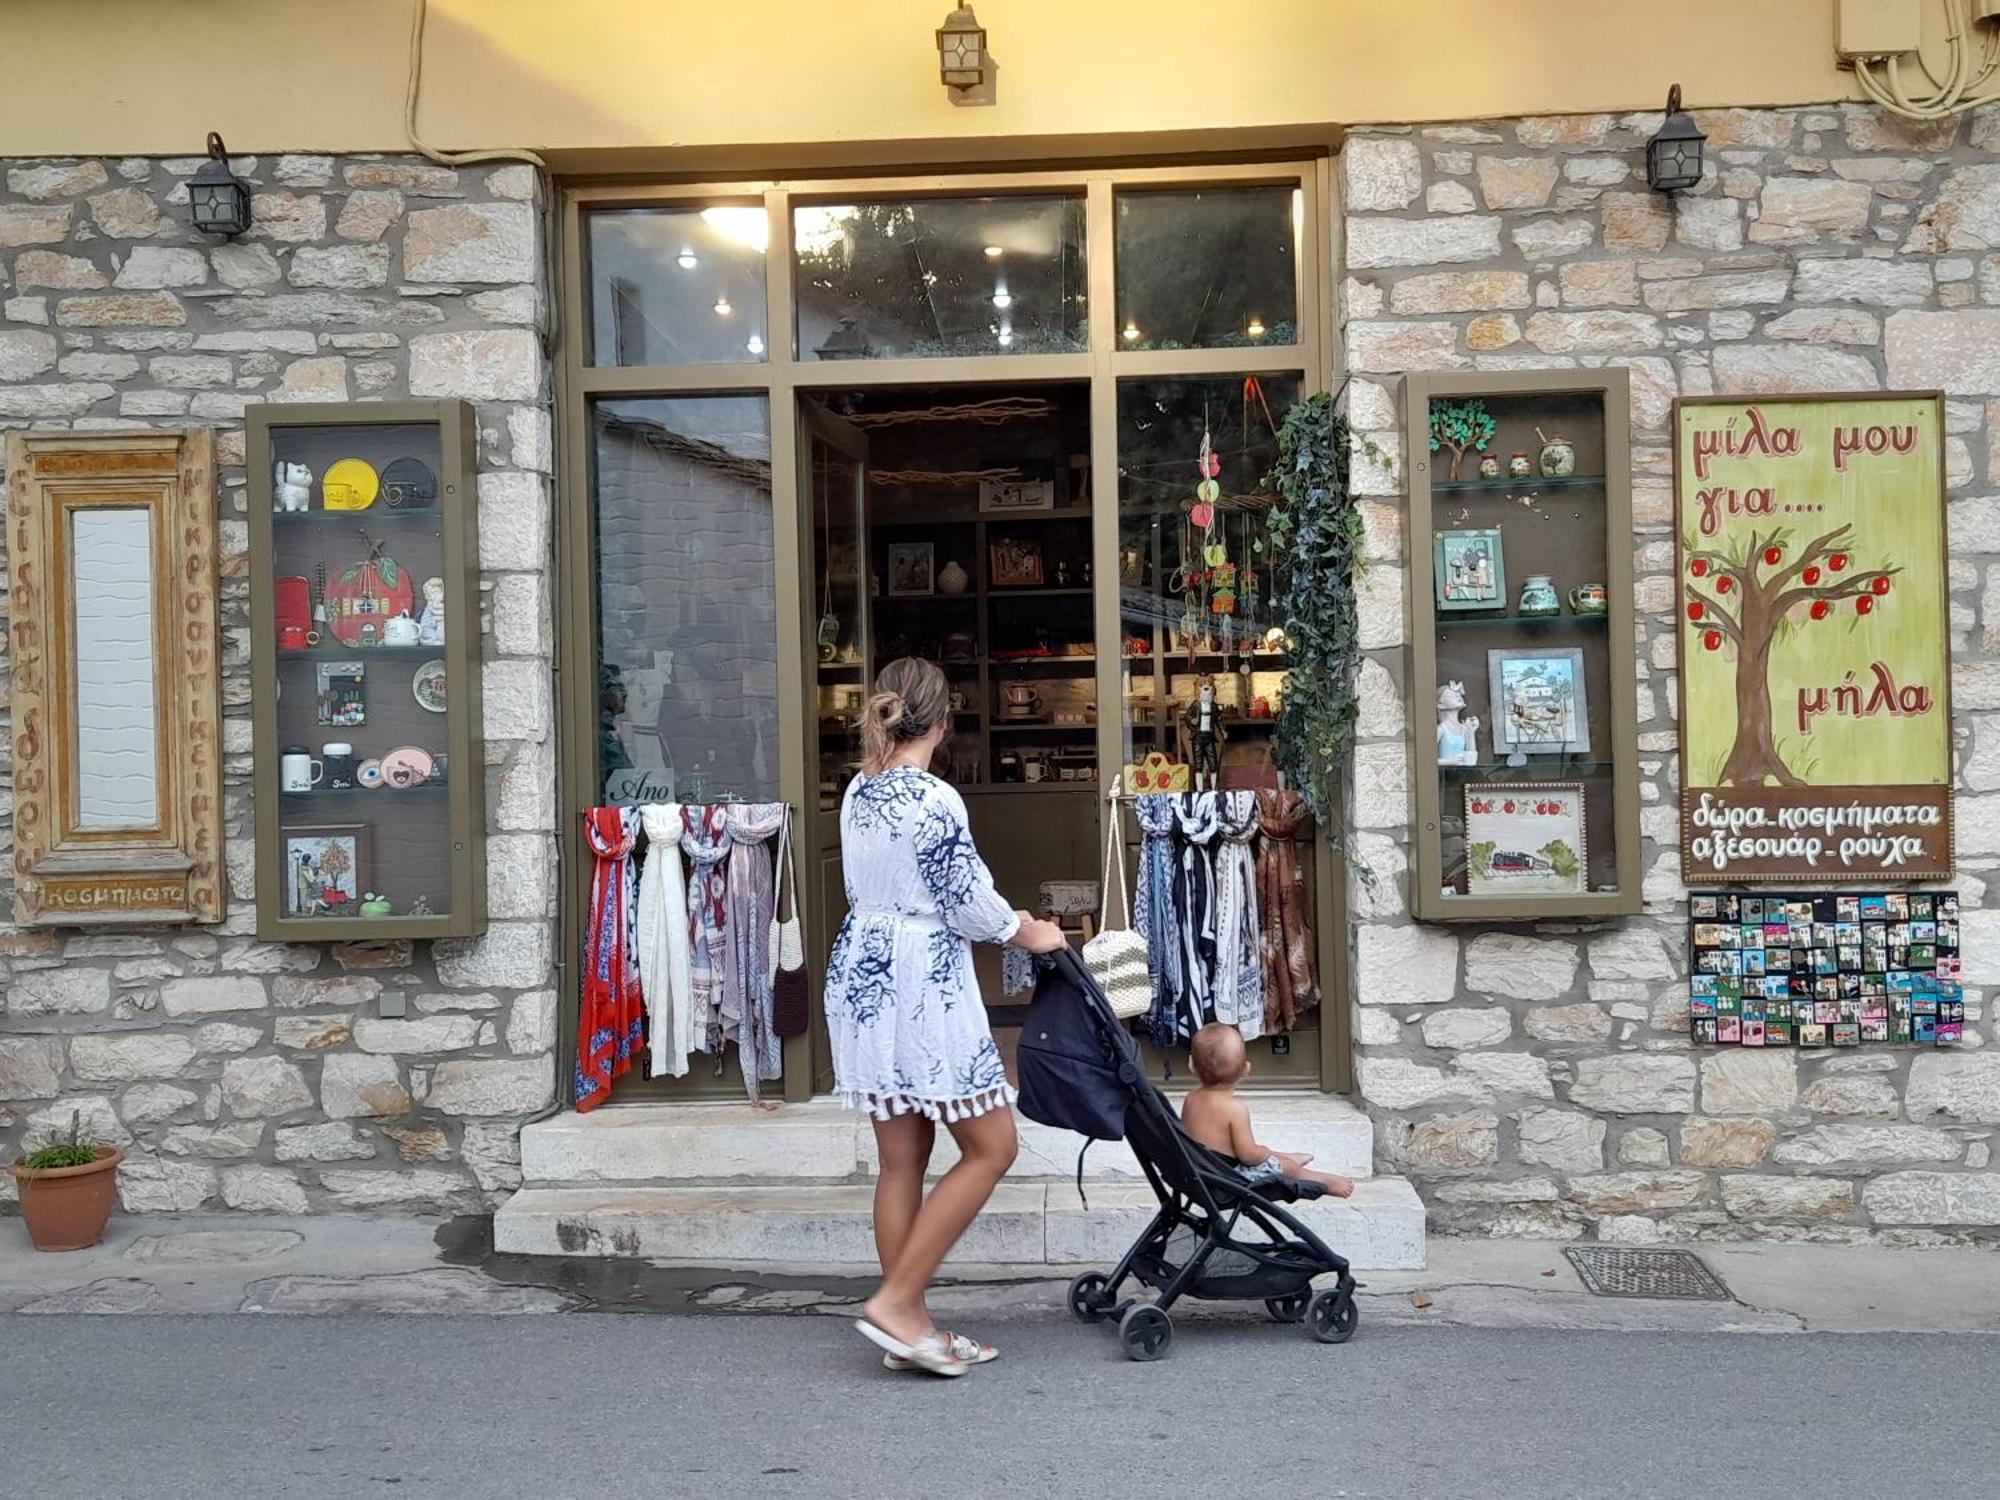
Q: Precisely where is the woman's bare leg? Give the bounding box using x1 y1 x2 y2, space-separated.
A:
871 1114 935 1276
863 1107 1018 1346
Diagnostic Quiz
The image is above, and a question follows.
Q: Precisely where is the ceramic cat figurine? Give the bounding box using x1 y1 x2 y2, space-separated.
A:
1436 680 1481 766
274 460 312 513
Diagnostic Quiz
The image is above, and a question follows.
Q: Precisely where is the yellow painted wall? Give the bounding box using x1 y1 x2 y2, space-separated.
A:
9 0 1859 164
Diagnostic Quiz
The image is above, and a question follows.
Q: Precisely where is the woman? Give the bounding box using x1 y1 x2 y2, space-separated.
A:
827 657 1067 1378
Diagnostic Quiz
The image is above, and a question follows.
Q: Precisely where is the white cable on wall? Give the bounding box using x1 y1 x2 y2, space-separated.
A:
1850 1 2000 120
406 0 547 169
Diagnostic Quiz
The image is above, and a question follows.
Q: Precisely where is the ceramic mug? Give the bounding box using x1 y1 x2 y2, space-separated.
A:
280 748 323 792
1569 583 1608 615
321 742 357 790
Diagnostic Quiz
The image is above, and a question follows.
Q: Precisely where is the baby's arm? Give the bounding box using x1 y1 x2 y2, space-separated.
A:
1226 1100 1276 1167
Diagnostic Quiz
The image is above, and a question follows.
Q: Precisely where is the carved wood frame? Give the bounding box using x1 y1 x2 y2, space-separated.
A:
7 430 224 925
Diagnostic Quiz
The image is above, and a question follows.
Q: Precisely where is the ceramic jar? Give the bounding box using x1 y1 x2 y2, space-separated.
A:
938 560 969 596
1537 428 1577 478
1518 574 1560 617
1508 452 1533 480
1477 453 1502 480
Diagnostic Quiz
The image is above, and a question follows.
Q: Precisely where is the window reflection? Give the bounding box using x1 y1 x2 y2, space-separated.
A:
1115 186 1301 351
586 206 770 366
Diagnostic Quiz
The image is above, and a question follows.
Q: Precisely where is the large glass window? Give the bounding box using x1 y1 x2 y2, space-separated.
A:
586 206 771 366
794 195 1085 359
1114 186 1301 351
592 396 778 803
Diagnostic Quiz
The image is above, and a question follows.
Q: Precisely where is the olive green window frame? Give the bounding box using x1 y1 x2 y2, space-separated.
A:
556 160 1353 1101
245 400 488 942
1401 368 1642 923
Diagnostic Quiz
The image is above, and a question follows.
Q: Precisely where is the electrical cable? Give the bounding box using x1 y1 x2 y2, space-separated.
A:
406 0 546 169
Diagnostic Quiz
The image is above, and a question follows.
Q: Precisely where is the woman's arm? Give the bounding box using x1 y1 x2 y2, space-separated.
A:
910 794 1023 944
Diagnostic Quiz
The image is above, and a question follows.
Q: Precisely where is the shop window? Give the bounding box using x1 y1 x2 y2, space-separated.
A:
593 396 779 804
585 206 771 367
1114 185 1300 351
7 431 225 925
793 195 1086 360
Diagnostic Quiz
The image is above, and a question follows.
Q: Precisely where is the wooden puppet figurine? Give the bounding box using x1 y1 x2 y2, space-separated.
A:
1182 675 1227 789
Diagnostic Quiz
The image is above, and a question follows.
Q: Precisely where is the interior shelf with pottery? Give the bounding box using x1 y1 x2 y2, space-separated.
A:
246 400 487 942
1402 369 1641 921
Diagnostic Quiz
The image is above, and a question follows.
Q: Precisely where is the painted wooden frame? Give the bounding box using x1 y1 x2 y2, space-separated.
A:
7 430 225 926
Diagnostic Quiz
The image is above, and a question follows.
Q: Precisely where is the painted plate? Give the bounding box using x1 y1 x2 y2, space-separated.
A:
324 555 414 647
412 659 447 713
381 745 435 789
322 458 380 511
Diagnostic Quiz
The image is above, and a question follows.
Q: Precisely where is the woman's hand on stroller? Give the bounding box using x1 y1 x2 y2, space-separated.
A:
1009 915 1069 954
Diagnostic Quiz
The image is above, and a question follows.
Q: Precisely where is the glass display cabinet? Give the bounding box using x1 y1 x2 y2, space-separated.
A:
1402 369 1641 921
246 401 486 941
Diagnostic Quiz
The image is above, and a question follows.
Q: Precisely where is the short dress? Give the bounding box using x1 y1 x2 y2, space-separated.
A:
825 766 1021 1122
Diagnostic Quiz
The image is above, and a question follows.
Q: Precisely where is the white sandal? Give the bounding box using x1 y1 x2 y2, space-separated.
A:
854 1319 968 1378
883 1330 997 1371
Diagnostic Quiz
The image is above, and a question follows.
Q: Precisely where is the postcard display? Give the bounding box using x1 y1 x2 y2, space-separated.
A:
1404 371 1641 920
1688 892 1963 1048
247 402 485 941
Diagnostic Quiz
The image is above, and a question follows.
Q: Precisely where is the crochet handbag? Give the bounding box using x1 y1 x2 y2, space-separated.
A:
769 807 810 1038
1084 781 1153 1022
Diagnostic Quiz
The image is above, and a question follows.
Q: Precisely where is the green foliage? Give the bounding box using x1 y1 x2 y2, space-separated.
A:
1468 840 1497 875
1265 391 1365 825
18 1109 105 1171
1541 839 1580 881
1427 399 1497 478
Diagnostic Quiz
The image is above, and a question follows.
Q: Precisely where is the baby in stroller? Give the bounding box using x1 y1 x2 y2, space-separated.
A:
1182 1023 1355 1198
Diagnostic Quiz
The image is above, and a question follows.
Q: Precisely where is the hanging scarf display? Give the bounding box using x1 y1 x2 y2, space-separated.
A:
635 803 696 1078
1169 792 1223 1045
1132 793 1185 1048
681 804 732 1055
1211 790 1265 1041
1256 788 1320 1033
722 801 788 1101
577 807 643 1112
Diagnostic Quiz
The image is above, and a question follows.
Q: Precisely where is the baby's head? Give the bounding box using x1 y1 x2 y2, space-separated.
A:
1190 1022 1251 1087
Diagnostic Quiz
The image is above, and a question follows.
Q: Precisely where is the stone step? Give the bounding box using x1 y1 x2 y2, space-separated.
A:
520 1094 1376 1186
492 1175 1427 1271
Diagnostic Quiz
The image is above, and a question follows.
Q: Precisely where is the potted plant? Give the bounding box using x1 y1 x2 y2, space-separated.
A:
7 1111 123 1251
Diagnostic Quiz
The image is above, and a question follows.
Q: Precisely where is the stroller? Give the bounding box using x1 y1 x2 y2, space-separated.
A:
1017 948 1360 1361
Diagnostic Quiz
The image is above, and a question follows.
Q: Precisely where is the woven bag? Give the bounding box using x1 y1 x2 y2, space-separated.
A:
1084 781 1152 1021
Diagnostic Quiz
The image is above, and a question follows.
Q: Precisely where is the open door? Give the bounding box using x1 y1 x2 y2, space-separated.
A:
800 401 870 1093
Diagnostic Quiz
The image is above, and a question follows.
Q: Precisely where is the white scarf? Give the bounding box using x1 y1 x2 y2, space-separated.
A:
635 803 697 1077
1212 791 1264 1041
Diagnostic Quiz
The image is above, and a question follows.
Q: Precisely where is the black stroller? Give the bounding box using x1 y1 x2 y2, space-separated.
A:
1017 949 1360 1361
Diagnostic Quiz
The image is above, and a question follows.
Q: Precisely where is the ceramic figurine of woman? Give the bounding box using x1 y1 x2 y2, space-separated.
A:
1436 680 1481 767
417 575 445 646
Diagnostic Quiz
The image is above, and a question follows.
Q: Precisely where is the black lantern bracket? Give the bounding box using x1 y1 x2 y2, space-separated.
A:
188 132 253 238
1646 85 1706 194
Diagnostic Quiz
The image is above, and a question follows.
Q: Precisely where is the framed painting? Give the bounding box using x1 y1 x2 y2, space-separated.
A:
281 824 369 918
885 541 934 597
989 536 1044 588
1465 783 1586 897
1433 527 1506 611
1488 647 1590 757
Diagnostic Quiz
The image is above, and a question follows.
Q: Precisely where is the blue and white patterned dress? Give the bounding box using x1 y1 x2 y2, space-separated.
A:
826 766 1020 1122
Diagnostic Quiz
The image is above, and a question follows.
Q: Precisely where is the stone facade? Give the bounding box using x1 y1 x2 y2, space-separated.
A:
0 154 557 1214
1342 104 2000 1244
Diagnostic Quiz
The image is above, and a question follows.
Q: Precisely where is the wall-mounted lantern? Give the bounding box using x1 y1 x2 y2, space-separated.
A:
188 133 252 237
1645 86 1706 194
936 5 989 93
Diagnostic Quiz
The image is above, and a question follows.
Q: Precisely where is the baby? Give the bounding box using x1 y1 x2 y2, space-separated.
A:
1181 1022 1355 1197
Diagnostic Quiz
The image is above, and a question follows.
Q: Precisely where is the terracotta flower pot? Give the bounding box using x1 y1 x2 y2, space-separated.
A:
8 1146 122 1252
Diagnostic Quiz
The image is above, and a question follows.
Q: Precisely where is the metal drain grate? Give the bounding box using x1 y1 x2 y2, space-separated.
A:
1563 1246 1732 1301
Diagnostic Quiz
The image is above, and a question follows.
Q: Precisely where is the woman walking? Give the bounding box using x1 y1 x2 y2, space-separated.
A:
827 657 1067 1377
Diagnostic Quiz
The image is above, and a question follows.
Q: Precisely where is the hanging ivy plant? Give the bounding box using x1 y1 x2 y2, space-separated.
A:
1264 390 1368 826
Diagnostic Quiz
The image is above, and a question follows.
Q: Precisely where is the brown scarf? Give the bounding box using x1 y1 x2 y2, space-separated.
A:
1256 788 1320 1032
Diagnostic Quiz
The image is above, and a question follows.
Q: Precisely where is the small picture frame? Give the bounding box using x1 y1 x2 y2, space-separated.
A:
1488 647 1590 758
1463 782 1586 898
282 824 368 918
979 477 1057 512
1433 527 1506 611
989 536 1045 588
886 542 935 598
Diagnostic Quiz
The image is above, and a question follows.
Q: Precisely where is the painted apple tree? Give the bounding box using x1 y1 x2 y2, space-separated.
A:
1682 523 1899 787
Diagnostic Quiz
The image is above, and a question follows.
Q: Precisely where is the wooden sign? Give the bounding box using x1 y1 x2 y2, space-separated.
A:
1674 394 1951 881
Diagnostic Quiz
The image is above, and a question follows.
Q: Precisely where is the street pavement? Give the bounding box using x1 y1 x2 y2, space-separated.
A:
6 1313 1997 1498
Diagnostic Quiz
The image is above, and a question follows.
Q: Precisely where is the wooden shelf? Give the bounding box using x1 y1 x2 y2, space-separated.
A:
989 586 1092 599
989 721 1095 733
1438 613 1609 629
278 645 439 661
1430 473 1607 494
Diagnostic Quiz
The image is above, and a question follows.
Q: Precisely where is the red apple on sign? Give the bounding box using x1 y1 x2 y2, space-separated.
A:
1687 601 1705 621
1802 566 1821 585
1810 600 1830 621
1871 575 1891 596
1690 558 1709 578
1763 546 1783 565
1828 553 1847 572
1856 596 1874 616
1716 576 1734 594
1503 800 1516 814
1703 629 1722 651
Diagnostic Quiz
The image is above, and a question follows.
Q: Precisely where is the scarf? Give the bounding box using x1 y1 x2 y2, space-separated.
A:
1132 793 1184 1048
680 804 732 1056
722 801 788 1100
1256 788 1320 1033
635 803 695 1078
1211 791 1265 1041
1170 792 1223 1045
577 807 642 1111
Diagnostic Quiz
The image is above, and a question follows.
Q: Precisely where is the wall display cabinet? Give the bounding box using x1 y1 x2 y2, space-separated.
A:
246 402 486 941
1402 369 1641 921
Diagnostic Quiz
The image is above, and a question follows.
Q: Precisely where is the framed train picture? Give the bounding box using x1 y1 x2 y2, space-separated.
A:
1464 783 1585 898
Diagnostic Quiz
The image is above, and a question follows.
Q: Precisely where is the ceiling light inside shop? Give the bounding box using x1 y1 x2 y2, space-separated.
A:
676 247 698 270
1246 317 1267 339
991 289 1013 310
1122 321 1142 342
996 325 1014 346
747 333 766 355
714 296 733 317
700 206 770 254
983 244 1003 258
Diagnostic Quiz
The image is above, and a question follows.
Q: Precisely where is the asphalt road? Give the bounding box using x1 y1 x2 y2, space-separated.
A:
5 1313 1996 1499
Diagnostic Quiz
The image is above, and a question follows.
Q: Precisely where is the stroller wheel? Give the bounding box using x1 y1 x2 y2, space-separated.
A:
1306 1286 1359 1345
1265 1289 1311 1324
1066 1272 1113 1324
1118 1303 1173 1362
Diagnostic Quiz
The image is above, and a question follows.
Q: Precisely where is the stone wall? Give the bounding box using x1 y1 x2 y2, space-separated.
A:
0 154 559 1214
1341 104 2000 1243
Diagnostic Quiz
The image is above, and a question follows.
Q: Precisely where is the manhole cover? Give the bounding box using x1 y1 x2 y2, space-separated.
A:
1563 1247 1731 1301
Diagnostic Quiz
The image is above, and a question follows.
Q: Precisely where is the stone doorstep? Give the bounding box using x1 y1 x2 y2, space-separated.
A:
518 1092 1377 1187
491 1176 1428 1271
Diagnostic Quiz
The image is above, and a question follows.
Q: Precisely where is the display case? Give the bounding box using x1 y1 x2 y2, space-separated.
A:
1402 369 1641 921
246 401 485 941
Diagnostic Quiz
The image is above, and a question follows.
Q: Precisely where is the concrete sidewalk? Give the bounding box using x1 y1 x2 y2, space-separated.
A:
1 1211 1995 1333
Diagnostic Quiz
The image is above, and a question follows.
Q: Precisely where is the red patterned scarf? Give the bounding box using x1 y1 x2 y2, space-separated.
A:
577 807 642 1111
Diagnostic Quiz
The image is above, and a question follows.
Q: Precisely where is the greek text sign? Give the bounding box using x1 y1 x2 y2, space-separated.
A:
1674 394 1952 880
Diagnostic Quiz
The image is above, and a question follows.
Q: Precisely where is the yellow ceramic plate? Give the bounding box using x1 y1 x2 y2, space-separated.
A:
322 458 379 511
